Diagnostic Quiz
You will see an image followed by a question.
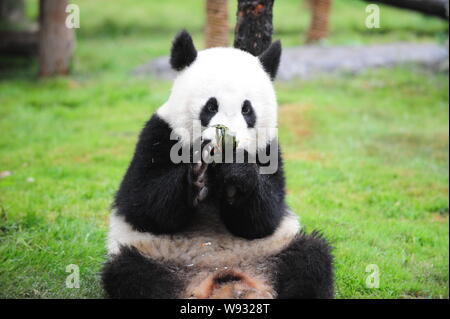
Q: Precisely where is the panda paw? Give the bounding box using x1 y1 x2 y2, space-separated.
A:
214 163 259 203
192 162 209 207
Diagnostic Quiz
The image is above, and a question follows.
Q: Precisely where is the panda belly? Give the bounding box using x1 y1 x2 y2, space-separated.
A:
107 203 300 299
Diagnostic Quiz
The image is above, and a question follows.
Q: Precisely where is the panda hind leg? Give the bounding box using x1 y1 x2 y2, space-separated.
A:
273 231 334 299
101 246 183 299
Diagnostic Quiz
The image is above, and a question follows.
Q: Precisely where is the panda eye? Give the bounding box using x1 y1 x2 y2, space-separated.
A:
206 98 218 113
241 100 252 115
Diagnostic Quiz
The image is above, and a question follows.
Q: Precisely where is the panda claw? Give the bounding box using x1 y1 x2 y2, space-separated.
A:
198 187 208 201
194 180 205 188
193 187 208 207
193 162 202 173
202 144 215 163
193 162 208 175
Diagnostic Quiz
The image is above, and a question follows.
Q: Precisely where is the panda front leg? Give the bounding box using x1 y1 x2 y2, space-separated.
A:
102 246 183 299
272 231 334 299
114 114 207 235
211 146 286 239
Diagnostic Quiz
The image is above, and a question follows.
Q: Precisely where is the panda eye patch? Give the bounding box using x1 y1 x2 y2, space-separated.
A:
242 100 256 128
200 97 219 127
241 100 252 115
206 98 219 113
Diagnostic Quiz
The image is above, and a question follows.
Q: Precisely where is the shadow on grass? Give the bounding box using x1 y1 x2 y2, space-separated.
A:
0 55 37 82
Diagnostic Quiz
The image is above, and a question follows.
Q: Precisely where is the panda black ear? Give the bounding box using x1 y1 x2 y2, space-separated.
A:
258 41 282 81
170 30 198 71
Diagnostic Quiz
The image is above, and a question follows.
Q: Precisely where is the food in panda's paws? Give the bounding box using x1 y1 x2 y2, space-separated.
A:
199 125 237 165
213 124 238 156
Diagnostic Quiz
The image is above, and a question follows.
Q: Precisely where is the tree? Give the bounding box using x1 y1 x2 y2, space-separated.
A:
361 0 449 20
234 0 275 56
306 0 332 44
39 0 75 77
205 0 229 48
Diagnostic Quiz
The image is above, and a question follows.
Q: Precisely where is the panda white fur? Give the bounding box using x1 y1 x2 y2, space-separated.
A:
101 30 334 299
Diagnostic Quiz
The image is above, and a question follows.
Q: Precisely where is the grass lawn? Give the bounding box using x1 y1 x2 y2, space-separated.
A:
0 0 448 298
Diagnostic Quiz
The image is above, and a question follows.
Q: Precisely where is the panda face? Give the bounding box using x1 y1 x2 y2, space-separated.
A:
157 31 281 152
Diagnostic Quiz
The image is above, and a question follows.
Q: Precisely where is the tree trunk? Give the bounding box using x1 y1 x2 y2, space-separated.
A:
306 0 332 44
0 0 25 27
361 0 449 20
39 0 75 77
205 0 229 48
234 0 275 56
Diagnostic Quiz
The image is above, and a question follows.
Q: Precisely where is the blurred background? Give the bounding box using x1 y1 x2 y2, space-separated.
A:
0 0 448 298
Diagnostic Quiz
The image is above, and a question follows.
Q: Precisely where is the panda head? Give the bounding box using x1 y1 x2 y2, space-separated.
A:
157 30 282 152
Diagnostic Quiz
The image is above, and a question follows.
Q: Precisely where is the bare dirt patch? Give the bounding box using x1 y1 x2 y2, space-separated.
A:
279 103 328 163
431 213 449 223
279 103 312 140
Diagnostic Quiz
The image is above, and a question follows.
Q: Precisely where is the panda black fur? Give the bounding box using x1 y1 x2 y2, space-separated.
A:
101 30 334 299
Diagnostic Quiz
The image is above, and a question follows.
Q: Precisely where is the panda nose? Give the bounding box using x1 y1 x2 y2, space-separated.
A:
213 115 233 129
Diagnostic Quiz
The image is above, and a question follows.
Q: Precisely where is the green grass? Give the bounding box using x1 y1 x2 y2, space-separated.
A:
0 0 448 298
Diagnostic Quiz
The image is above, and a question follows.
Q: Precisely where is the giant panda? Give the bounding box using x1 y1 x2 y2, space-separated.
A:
101 30 334 299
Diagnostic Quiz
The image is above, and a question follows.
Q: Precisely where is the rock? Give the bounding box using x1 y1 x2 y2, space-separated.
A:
277 42 449 80
132 42 448 81
133 56 175 80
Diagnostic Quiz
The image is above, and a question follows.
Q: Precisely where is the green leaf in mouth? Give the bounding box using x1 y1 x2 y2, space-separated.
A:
213 125 238 154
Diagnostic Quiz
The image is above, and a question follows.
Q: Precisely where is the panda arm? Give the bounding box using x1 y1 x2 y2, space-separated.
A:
213 146 286 239
114 114 198 234
273 231 334 299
